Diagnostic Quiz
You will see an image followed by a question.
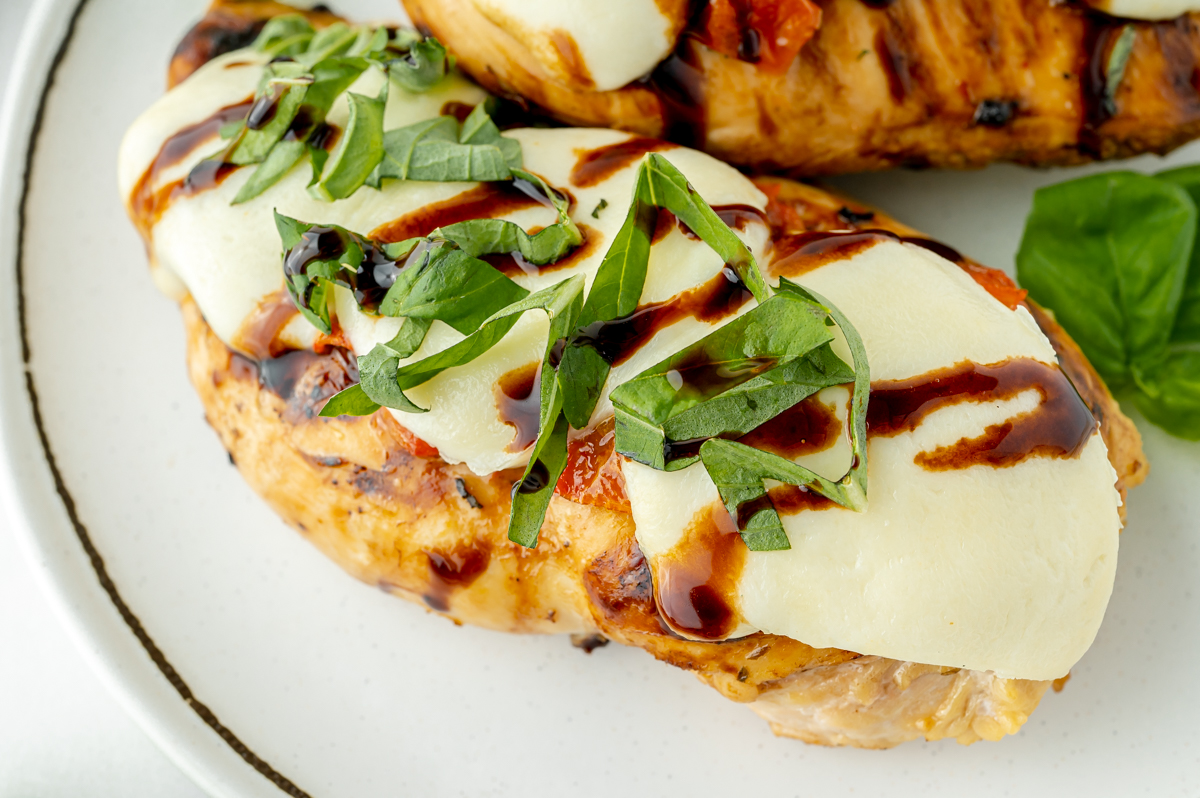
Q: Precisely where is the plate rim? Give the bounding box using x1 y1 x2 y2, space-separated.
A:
0 1 313 795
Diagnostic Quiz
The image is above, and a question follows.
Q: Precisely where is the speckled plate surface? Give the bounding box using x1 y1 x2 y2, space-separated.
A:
2 0 1199 795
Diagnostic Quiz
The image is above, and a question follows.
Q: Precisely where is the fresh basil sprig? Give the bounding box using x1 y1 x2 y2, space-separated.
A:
1017 167 1200 439
558 153 771 428
610 280 868 551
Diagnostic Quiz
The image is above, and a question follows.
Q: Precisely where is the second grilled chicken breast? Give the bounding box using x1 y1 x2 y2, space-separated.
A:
405 0 1200 175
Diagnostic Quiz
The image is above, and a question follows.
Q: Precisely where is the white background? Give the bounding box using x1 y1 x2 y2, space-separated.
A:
0 1 205 794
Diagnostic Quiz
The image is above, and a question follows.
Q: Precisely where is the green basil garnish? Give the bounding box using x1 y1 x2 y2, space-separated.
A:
367 102 522 186
251 14 316 58
310 83 387 201
435 169 581 265
610 280 869 551
275 212 528 337
558 153 770 428
219 22 459 203
1103 26 1136 118
1017 167 1200 439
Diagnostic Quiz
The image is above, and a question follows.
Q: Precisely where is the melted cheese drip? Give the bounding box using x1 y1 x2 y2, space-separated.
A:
121 50 1121 681
468 0 680 91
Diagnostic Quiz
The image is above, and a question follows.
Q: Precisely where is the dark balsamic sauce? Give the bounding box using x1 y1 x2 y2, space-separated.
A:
440 100 475 123
570 137 676 188
714 204 768 231
282 226 411 314
424 543 491 612
246 84 284 130
496 362 542 452
574 264 754 367
767 483 836 513
655 502 744 640
129 99 254 236
768 228 962 277
370 182 552 243
236 290 299 360
514 460 552 497
868 358 1097 469
738 394 841 460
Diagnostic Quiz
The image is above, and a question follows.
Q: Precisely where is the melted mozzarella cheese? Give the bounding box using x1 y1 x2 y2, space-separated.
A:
1086 0 1200 18
468 0 680 91
119 53 768 474
624 241 1120 680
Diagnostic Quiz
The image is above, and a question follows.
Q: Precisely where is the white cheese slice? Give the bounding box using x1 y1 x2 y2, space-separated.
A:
1085 0 1200 19
624 241 1121 681
468 0 680 91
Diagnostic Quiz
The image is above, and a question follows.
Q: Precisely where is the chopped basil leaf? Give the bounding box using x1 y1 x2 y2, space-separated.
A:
252 14 315 57
319 383 380 417
505 277 587 548
610 280 869 551
230 63 311 166
1103 26 1136 118
298 22 359 67
610 292 835 471
508 413 569 548
310 83 387 200
591 198 608 218
367 102 523 187
276 213 528 333
380 242 529 333
233 139 307 204
559 153 769 428
229 25 456 205
387 36 449 92
435 172 581 267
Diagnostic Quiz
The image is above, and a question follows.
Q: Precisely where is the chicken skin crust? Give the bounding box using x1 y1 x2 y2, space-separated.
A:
404 0 1200 175
182 176 1146 749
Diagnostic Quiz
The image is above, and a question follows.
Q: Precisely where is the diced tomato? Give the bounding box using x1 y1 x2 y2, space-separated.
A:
393 424 440 459
957 261 1028 310
555 418 630 514
702 0 822 74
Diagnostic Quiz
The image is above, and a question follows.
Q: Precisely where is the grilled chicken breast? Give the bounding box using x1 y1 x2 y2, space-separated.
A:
181 177 1145 747
405 0 1200 175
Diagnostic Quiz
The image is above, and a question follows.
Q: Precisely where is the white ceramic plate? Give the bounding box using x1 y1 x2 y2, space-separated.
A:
2 0 1199 795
